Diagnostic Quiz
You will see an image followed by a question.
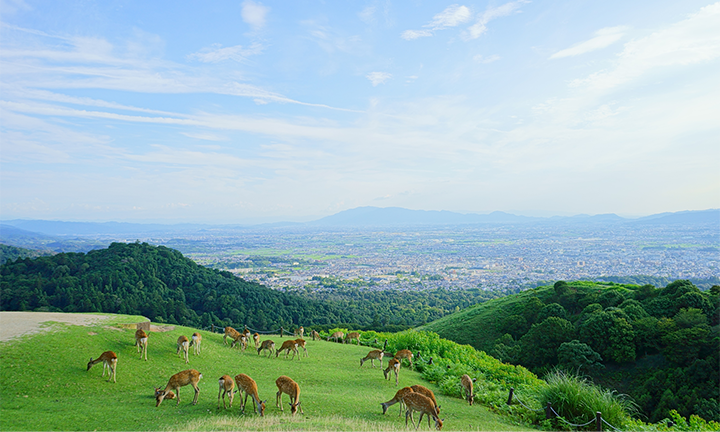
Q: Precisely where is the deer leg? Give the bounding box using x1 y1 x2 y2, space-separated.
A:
192 383 200 405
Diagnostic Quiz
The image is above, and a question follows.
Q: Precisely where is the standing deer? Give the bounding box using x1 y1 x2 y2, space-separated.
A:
87 351 117 383
345 331 360 345
176 335 190 364
224 326 241 345
381 386 414 415
234 373 266 416
311 330 320 341
411 385 440 414
135 329 148 361
218 375 235 409
190 332 202 355
276 340 300 360
257 340 275 357
403 392 443 430
360 349 384 368
394 349 414 370
275 375 303 416
293 327 304 338
232 335 248 351
156 369 202 407
461 374 475 406
327 331 344 343
253 333 260 349
383 358 401 386
295 339 308 357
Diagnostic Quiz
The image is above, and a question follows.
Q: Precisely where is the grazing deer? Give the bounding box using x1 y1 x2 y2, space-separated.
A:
327 331 344 343
295 338 308 357
234 373 266 416
135 329 148 361
156 369 202 407
311 330 320 341
403 392 443 430
87 351 117 383
253 333 260 349
275 375 303 416
395 349 414 370
276 340 300 360
224 326 241 345
232 335 248 351
345 331 360 345
383 358 401 386
154 387 175 400
411 385 440 414
177 336 190 364
218 375 235 409
361 349 384 368
190 332 202 355
257 340 275 357
461 374 475 406
381 386 414 416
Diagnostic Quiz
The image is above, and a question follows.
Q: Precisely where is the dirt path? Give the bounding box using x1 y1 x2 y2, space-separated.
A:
0 312 111 342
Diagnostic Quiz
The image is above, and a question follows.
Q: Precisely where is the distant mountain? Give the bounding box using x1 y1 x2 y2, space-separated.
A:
0 224 106 253
309 207 537 226
0 219 212 236
632 209 720 225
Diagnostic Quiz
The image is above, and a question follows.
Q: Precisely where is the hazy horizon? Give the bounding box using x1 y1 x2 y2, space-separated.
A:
2 1 719 224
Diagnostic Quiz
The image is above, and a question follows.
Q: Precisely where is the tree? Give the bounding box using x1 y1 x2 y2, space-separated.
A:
519 317 575 368
558 340 604 374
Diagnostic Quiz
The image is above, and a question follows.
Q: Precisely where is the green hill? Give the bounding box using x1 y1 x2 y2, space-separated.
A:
419 280 720 423
0 313 529 431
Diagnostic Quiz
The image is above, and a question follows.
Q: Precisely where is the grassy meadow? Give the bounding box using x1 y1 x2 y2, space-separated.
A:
0 313 531 431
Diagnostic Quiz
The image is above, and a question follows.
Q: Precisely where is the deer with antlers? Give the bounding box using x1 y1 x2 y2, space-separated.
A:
177 335 190 364
135 329 148 361
218 375 235 409
383 358 401 386
276 340 300 360
276 375 303 416
361 349 384 368
381 386 414 415
403 392 443 430
257 340 275 357
461 374 475 406
235 373 266 416
87 351 117 383
190 332 202 355
411 385 440 415
156 369 202 407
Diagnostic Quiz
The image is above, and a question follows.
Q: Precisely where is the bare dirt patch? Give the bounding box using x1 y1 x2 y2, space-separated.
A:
0 312 111 342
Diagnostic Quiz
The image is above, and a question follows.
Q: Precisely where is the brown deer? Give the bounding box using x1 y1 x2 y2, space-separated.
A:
156 369 202 407
87 351 117 383
135 329 148 361
177 335 190 364
411 385 440 414
395 349 414 370
461 374 475 406
295 338 308 357
360 349 384 368
403 392 443 430
253 333 260 349
257 340 275 357
275 375 303 416
327 331 344 343
234 373 266 416
232 334 248 351
344 331 360 345
224 326 241 345
383 358 401 386
381 386 414 415
154 387 175 400
311 330 320 341
190 332 202 355
276 340 299 360
218 375 235 409
294 326 304 338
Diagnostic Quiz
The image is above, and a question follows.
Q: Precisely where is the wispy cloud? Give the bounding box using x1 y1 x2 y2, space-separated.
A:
463 0 527 40
473 54 500 63
187 43 264 63
366 71 392 86
242 0 269 31
180 132 228 141
550 26 628 59
401 29 433 40
401 4 471 40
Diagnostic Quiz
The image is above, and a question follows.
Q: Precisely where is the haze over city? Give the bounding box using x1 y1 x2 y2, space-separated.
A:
1 0 719 224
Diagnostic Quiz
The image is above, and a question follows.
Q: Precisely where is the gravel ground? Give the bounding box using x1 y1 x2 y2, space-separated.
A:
0 311 111 342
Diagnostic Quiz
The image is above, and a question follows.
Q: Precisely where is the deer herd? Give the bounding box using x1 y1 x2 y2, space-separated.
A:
85 325 483 430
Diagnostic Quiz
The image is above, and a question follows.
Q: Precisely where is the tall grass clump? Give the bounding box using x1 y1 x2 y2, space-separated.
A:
535 370 637 430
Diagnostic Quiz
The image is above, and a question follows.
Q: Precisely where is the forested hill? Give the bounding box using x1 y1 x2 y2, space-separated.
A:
0 242 350 329
419 280 720 423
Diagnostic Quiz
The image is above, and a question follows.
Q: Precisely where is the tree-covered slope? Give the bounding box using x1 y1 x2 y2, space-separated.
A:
419 280 720 423
0 242 349 329
0 243 52 265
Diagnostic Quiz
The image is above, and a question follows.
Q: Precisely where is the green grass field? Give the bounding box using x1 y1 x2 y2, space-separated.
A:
0 314 532 431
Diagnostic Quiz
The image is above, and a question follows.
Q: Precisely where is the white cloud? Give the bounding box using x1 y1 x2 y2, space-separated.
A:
473 54 500 63
463 0 527 40
550 26 629 59
366 72 392 86
359 5 376 24
187 43 264 63
401 29 433 40
241 0 269 31
428 4 472 29
181 132 228 141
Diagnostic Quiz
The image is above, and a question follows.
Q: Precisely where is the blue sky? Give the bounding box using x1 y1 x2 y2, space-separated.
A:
1 0 719 224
